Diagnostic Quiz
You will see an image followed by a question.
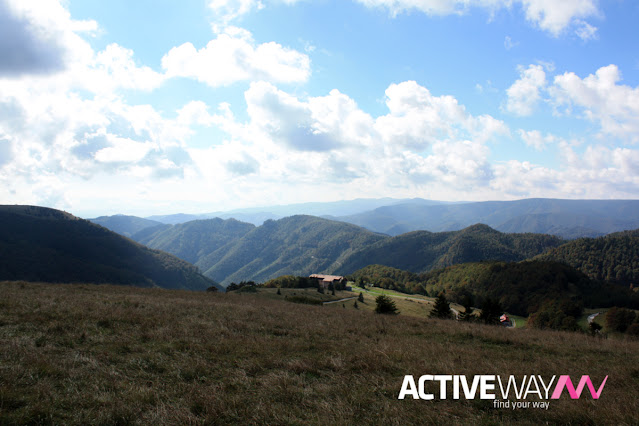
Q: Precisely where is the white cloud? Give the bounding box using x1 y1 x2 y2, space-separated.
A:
375 81 508 150
550 65 639 141
162 27 310 87
401 139 493 187
574 19 598 41
504 35 518 50
505 64 546 116
354 0 599 37
520 0 599 37
94 136 154 163
207 0 304 32
92 44 165 92
518 129 556 151
0 0 96 76
245 81 373 152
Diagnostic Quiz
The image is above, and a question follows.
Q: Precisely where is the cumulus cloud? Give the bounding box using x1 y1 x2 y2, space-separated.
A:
245 81 374 152
354 0 599 37
505 64 546 116
0 0 96 76
376 81 508 149
162 27 310 87
91 44 165 92
520 0 599 37
550 65 639 141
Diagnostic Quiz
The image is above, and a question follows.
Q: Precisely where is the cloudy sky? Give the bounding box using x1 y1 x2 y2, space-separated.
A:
0 0 638 217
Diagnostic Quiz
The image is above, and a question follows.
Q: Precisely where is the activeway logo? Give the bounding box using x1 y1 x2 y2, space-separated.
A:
398 375 608 410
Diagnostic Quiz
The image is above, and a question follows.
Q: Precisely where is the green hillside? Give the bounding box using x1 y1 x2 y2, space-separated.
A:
535 229 639 286
418 261 636 316
131 218 255 265
204 215 387 285
350 261 638 317
337 224 563 275
0 206 220 291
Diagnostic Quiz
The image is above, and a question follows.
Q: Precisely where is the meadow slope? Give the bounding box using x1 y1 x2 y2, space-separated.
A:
1 282 638 425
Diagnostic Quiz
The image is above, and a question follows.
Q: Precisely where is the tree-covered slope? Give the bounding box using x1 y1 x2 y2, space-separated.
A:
336 224 563 275
350 261 638 317
203 215 387 285
0 206 220 291
535 229 639 286
131 218 255 265
88 215 163 237
419 261 602 316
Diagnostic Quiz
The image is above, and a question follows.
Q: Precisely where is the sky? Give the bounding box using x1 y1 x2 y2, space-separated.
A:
0 0 638 217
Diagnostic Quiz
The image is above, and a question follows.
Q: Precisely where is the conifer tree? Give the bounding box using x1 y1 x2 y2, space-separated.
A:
430 293 451 319
375 295 399 315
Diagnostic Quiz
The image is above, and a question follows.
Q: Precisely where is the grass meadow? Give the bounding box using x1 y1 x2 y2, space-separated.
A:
1 281 638 425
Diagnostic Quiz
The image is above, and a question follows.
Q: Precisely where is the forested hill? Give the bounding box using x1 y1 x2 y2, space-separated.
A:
535 229 639 286
349 262 638 317
201 215 387 285
0 205 220 291
335 224 563 275
131 218 255 265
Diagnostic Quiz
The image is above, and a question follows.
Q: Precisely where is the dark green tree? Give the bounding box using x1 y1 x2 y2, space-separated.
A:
430 293 451 319
358 292 364 303
458 294 474 321
479 298 503 325
375 294 399 315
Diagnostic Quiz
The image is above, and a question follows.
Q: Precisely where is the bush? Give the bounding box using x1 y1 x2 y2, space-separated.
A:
606 307 637 333
527 300 580 331
627 323 639 337
286 296 323 305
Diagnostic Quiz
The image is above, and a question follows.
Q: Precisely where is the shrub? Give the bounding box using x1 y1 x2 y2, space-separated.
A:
606 307 637 333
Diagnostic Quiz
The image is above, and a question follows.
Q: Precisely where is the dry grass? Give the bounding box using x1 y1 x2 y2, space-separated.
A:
1 281 638 425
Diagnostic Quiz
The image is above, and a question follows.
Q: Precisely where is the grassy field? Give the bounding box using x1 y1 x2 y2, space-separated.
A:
1 281 639 425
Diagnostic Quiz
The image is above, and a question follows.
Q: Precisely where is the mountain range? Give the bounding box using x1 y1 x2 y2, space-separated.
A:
118 215 562 286
92 198 639 239
2 201 638 293
333 198 639 238
0 206 220 291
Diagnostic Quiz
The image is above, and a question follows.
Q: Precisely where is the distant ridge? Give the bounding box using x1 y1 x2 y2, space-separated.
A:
336 198 639 238
89 215 163 237
0 205 221 291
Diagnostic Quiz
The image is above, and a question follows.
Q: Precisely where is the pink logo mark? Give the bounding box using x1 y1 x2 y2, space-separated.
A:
551 375 608 400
